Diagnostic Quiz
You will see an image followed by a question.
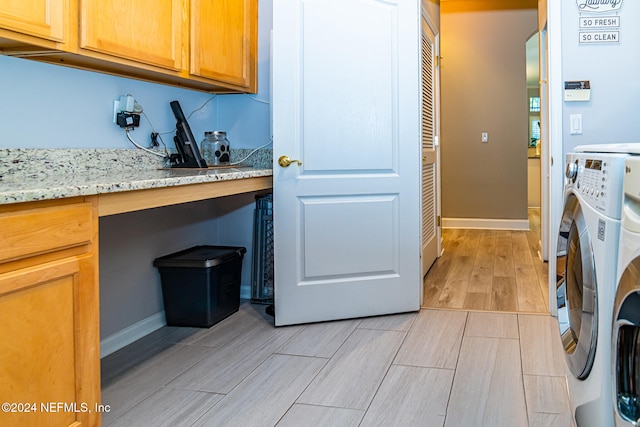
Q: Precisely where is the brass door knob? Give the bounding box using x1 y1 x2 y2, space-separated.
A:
278 155 302 167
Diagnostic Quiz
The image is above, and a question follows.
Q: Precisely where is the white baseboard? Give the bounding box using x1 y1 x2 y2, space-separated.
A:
101 285 250 358
100 312 166 359
442 217 530 231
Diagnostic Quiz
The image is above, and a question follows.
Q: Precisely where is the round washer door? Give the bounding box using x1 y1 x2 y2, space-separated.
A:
612 257 640 425
556 193 598 379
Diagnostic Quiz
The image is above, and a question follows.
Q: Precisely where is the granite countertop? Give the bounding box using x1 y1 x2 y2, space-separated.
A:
0 148 273 205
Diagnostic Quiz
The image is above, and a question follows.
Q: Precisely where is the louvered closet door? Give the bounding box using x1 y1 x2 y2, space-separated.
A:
421 18 440 276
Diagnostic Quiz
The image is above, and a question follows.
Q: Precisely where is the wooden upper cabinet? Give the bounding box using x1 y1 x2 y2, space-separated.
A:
0 0 258 92
0 0 67 46
191 0 257 91
79 0 186 70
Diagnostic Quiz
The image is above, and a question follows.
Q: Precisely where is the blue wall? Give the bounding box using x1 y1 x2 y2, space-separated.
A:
0 0 272 152
0 55 217 149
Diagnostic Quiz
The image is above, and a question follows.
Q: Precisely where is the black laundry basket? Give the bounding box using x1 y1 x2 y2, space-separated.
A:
153 245 246 328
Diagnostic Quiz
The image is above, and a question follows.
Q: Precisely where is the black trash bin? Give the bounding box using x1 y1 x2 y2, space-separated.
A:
153 245 246 328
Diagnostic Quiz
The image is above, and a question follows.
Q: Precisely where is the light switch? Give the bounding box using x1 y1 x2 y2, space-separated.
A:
481 132 488 143
570 114 583 135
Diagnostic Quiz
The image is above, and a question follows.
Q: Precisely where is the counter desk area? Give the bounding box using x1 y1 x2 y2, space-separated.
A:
0 148 273 427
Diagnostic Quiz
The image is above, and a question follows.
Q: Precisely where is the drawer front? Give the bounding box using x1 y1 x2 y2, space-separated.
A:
0 203 93 263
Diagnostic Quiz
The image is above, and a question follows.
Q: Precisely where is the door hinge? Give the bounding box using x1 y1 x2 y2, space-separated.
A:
435 55 442 67
437 215 441 227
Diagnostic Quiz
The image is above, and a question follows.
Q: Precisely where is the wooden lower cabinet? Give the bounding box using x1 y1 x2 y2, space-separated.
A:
0 198 101 427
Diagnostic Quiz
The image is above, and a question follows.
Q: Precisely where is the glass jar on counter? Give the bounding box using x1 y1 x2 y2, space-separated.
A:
200 131 230 166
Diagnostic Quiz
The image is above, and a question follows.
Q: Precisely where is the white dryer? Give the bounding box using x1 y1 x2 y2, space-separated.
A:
612 155 640 426
557 150 628 427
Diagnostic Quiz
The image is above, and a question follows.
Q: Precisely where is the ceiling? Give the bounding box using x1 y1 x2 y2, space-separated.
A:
437 0 537 8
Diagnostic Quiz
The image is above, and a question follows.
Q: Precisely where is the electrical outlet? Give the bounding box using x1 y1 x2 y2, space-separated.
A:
119 95 136 113
481 132 489 143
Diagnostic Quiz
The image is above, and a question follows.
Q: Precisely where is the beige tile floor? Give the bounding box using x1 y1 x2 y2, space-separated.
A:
100 302 575 426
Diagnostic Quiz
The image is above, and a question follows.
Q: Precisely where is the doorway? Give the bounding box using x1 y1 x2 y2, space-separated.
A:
422 2 548 314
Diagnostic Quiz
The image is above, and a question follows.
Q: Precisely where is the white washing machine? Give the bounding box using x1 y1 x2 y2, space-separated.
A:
612 155 640 426
557 150 629 427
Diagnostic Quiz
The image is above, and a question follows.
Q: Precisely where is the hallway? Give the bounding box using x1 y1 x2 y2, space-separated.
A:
423 209 549 313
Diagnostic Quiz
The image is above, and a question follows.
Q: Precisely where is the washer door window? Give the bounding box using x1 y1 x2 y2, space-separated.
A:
613 257 640 424
556 193 598 379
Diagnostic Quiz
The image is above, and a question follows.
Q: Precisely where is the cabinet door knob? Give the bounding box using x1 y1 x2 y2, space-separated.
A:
278 155 302 167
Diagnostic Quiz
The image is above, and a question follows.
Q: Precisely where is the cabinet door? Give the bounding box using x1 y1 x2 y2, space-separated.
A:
0 0 66 43
80 0 186 70
0 256 100 427
191 0 257 90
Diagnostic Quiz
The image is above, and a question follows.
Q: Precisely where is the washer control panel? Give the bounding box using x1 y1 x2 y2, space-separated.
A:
566 152 627 219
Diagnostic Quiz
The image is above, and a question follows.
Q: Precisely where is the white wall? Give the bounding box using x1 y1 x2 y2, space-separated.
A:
560 1 640 154
528 158 541 207
421 0 440 31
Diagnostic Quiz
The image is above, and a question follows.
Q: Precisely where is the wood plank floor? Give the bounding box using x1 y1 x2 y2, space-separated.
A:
101 302 574 426
423 209 549 313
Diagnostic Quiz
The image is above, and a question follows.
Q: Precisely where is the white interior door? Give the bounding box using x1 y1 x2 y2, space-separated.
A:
421 15 440 277
272 0 422 326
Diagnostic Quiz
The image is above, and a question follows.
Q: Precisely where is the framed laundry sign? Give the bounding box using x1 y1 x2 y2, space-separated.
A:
576 0 623 13
576 0 623 44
